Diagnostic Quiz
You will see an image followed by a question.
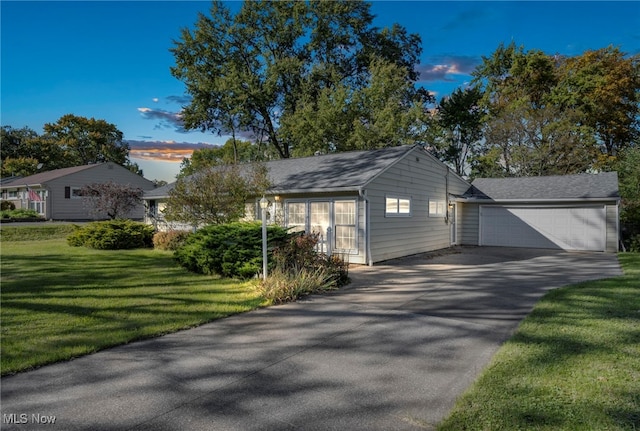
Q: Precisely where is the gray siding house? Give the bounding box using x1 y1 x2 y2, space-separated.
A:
1 163 156 221
146 146 469 265
144 145 620 264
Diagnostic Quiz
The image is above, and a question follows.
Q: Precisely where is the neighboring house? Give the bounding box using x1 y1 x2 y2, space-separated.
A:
1 163 156 221
143 145 620 264
458 173 620 253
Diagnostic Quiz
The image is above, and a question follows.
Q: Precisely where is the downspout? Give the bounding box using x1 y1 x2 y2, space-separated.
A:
359 188 373 266
445 167 450 223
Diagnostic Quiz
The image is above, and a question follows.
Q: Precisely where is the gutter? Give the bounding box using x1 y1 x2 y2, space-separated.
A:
359 188 373 266
454 197 621 204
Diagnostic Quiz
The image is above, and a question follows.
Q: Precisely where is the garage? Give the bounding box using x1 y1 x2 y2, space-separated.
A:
480 205 607 251
460 173 620 253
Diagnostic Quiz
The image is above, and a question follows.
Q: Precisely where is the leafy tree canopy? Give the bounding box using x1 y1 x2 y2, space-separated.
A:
178 138 270 177
1 115 143 177
164 163 270 226
469 43 639 177
171 0 427 158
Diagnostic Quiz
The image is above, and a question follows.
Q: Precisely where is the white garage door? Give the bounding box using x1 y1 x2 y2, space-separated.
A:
480 206 606 251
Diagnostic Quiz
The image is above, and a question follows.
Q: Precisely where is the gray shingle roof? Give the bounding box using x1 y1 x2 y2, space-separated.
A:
265 145 415 193
144 145 417 199
0 164 98 188
468 172 619 200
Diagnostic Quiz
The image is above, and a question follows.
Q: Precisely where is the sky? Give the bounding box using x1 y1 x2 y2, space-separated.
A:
2 1 639 182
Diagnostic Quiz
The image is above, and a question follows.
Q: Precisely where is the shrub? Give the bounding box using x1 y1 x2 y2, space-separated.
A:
153 230 191 251
1 208 40 219
629 234 640 253
1 201 16 211
173 222 290 278
67 220 154 250
258 232 350 304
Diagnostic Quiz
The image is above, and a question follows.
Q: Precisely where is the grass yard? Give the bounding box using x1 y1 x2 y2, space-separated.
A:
437 253 640 431
1 225 264 375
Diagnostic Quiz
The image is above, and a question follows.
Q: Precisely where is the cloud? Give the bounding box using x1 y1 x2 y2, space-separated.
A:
138 107 187 133
127 140 218 162
152 98 159 103
417 55 481 82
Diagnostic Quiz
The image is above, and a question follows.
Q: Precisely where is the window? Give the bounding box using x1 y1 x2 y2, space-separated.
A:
65 187 83 199
429 199 446 217
284 199 358 254
334 200 356 251
287 202 306 232
385 196 411 216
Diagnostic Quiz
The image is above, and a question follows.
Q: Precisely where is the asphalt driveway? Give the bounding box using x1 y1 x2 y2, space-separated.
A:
0 247 621 431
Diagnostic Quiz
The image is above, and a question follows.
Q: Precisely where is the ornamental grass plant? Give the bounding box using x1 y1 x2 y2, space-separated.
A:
257 232 349 304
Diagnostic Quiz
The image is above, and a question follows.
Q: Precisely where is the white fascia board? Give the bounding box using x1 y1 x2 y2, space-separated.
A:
454 197 620 204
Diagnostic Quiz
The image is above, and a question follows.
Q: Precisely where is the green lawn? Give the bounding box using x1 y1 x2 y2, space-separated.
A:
1 228 264 375
437 253 640 431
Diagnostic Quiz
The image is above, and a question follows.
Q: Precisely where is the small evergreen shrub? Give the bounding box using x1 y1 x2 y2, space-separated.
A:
67 220 154 250
153 230 191 251
173 222 290 278
629 234 640 253
1 201 16 211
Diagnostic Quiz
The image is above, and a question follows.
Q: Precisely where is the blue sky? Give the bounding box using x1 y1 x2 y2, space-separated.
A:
2 1 639 182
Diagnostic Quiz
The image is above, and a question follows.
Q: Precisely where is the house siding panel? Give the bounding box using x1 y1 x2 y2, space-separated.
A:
46 163 155 220
605 204 619 252
459 203 480 245
365 150 469 263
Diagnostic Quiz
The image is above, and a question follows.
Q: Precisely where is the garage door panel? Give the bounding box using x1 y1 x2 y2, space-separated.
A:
480 206 605 251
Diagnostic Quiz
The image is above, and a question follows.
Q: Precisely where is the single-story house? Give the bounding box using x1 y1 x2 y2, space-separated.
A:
144 145 620 264
1 162 156 221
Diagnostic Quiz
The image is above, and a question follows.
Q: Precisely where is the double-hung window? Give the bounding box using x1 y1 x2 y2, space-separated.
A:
287 202 306 232
334 200 356 251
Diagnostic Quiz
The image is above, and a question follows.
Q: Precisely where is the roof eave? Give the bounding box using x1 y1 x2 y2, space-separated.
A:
455 197 621 204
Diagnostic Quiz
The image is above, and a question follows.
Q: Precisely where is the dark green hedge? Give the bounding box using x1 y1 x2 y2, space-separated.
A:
67 220 154 250
173 222 290 279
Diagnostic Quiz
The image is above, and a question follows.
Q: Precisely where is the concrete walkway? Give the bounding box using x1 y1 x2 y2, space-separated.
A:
0 247 621 431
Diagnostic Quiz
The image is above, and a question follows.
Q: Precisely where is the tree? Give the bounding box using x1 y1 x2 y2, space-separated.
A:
164 163 270 226
170 0 423 158
552 46 640 156
178 139 268 177
469 43 637 177
1 126 64 176
433 86 484 176
281 58 433 156
43 114 142 174
78 181 144 220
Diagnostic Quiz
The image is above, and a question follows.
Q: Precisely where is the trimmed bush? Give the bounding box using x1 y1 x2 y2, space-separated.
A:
153 230 191 251
173 222 290 278
67 220 154 250
1 208 40 219
1 201 16 211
